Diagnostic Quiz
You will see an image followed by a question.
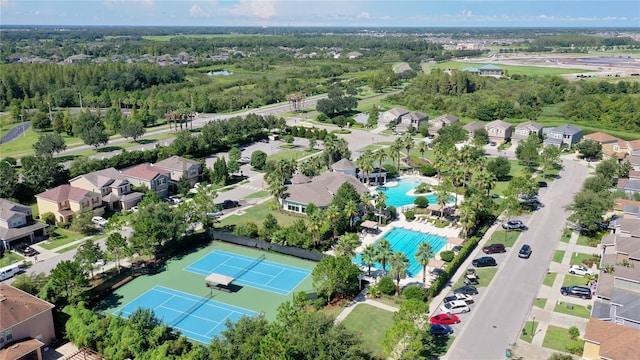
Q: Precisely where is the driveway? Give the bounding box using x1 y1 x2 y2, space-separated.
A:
444 158 589 359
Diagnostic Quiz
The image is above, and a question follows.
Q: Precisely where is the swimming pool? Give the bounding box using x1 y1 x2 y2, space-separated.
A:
379 179 438 207
354 228 447 277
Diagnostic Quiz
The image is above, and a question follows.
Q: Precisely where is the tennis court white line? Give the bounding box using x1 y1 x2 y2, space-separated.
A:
212 250 311 273
262 268 286 287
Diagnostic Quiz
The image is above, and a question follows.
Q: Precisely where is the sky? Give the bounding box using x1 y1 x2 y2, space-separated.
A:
1 0 639 28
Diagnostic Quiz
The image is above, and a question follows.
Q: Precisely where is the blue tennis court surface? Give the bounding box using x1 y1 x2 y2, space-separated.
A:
115 286 256 343
185 250 311 295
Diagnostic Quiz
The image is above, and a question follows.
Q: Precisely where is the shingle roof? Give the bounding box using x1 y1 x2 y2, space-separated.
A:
551 124 582 135
384 107 408 117
616 236 640 260
463 121 484 132
71 167 128 189
0 198 30 222
0 284 54 330
485 120 512 130
284 172 369 208
584 132 620 144
332 158 357 171
121 164 170 181
584 318 640 360
154 155 200 172
290 173 311 184
431 114 459 124
515 121 543 131
35 185 95 203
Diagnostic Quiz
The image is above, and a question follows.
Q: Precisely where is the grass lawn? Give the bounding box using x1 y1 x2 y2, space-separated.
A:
520 321 539 343
570 252 599 267
554 301 592 319
267 148 320 162
453 267 498 289
492 160 528 195
216 200 299 228
560 228 572 243
543 272 557 287
576 234 598 247
40 228 87 250
562 274 590 288
320 301 348 320
485 230 520 248
542 325 585 353
534 298 547 309
553 250 565 263
359 142 393 153
243 190 270 199
57 244 81 253
430 61 589 76
369 295 405 309
341 304 395 358
0 252 24 267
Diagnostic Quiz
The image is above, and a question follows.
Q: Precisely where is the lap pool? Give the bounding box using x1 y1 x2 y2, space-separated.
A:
354 228 447 277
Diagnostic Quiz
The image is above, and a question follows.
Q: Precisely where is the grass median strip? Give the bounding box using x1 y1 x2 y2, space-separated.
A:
553 250 565 263
554 301 591 319
543 272 557 287
534 298 547 309
520 320 539 343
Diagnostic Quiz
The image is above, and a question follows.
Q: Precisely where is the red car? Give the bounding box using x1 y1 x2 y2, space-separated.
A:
430 313 461 325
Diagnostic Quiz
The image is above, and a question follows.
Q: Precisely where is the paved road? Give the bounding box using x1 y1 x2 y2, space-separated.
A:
445 158 589 360
1 121 31 144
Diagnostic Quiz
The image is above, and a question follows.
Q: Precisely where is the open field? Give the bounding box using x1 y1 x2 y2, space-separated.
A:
341 304 395 358
428 61 589 76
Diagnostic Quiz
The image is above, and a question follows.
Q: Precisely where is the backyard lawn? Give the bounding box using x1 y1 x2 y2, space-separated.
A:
216 200 299 228
543 272 557 287
341 304 395 358
553 250 566 263
0 252 24 267
267 148 321 162
542 325 585 354
554 301 591 319
570 252 599 267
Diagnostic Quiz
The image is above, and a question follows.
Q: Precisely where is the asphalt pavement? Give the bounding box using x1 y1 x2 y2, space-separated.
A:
1 121 31 144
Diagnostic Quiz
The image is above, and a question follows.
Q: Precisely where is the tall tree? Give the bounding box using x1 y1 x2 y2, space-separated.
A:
388 251 409 296
0 161 18 198
415 242 434 286
515 134 541 171
356 151 374 184
375 192 387 225
33 132 67 156
361 244 378 276
334 233 360 257
402 133 414 163
131 201 184 258
375 238 393 274
74 108 109 149
21 155 66 193
74 239 105 279
435 180 453 219
389 141 402 173
106 232 129 273
119 118 146 142
375 148 388 184
43 260 88 305
416 141 428 162
343 199 358 230
227 147 242 174
311 255 361 302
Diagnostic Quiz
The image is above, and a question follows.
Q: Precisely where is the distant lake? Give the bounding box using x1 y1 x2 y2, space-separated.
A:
207 70 233 76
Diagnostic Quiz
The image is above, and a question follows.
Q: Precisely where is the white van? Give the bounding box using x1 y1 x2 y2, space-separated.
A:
0 264 20 281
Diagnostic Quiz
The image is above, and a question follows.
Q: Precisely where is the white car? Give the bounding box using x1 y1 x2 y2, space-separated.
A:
91 216 108 227
444 293 475 305
168 195 183 204
569 265 594 276
440 300 470 314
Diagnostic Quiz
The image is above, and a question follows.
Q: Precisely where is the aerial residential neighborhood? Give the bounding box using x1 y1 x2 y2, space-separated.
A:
1 5 640 360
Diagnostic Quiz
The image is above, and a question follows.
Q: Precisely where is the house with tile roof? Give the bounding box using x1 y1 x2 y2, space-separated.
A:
0 199 48 251
428 114 459 136
280 172 370 214
542 124 583 149
35 185 103 224
69 167 143 211
153 155 202 187
512 121 543 144
617 178 640 197
484 120 512 144
627 139 640 156
0 284 55 359
121 164 170 199
583 318 640 359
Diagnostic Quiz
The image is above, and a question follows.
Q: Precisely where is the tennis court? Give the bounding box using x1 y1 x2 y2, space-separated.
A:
185 250 311 295
115 285 256 344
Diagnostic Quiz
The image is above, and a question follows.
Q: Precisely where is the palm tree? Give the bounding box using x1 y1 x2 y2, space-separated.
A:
375 148 387 184
388 251 409 296
375 238 392 274
334 233 360 257
344 199 358 230
375 192 387 225
435 180 453 219
267 173 285 209
356 150 375 184
402 133 414 163
472 169 497 197
448 166 465 207
325 204 341 240
306 213 324 247
417 141 429 162
360 192 372 212
393 137 404 171
415 242 435 286
389 142 401 174
361 244 378 276
323 136 336 166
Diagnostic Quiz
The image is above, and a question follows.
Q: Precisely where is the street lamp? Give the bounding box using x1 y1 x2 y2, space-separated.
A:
531 315 535 337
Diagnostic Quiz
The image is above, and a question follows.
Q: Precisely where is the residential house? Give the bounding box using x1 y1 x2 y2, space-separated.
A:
347 51 363 59
613 139 630 160
583 318 640 360
397 111 428 132
613 199 640 218
584 132 621 159
428 114 459 136
35 185 103 224
379 107 408 125
617 178 640 197
612 217 640 238
69 167 143 211
121 164 171 199
463 121 485 140
628 140 640 156
153 156 202 187
332 158 387 185
512 121 544 144
628 154 640 171
0 284 55 360
0 199 48 251
280 172 370 214
484 120 513 144
542 124 583 149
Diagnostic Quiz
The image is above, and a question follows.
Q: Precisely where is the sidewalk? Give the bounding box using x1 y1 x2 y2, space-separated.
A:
334 287 399 324
29 234 97 262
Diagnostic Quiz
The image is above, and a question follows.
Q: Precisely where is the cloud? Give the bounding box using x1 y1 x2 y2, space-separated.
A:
358 11 370 19
104 0 154 7
462 9 472 17
189 4 209 18
0 0 18 8
229 0 277 19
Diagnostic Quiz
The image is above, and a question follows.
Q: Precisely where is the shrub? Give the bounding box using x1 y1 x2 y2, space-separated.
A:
317 113 329 122
440 250 455 262
352 122 364 128
414 196 429 208
565 343 583 356
403 285 427 302
368 284 381 298
314 297 327 310
420 164 437 177
378 276 396 296
383 164 398 178
405 210 415 221
568 325 580 340
41 212 56 226
386 206 397 220
234 222 259 238
415 182 431 193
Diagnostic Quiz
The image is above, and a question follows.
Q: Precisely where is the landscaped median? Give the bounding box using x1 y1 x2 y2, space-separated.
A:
542 325 585 356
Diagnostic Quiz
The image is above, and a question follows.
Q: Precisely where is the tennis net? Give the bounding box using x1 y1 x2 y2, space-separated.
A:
233 254 266 279
170 292 213 327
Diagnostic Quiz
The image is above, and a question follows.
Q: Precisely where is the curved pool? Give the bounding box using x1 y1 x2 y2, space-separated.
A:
379 179 439 208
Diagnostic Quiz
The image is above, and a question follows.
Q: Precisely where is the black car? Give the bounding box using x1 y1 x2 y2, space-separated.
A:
429 324 453 336
483 243 506 254
537 181 548 188
453 285 478 295
518 244 532 259
502 220 526 230
19 246 38 257
561 286 592 299
217 200 240 209
472 256 497 267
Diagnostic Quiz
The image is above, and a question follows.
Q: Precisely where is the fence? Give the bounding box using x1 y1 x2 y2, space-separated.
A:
212 231 326 262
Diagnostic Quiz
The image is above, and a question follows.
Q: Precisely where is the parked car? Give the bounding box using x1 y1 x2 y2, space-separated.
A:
440 300 470 314
569 265 594 276
443 293 474 305
464 273 479 285
483 243 506 254
537 181 548 188
472 256 497 267
489 141 497 147
168 195 183 205
561 285 592 299
453 285 478 295
238 157 251 164
91 216 108 227
20 246 38 257
430 313 460 325
518 244 532 259
217 200 240 209
429 324 454 336
206 211 224 218
502 220 526 230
